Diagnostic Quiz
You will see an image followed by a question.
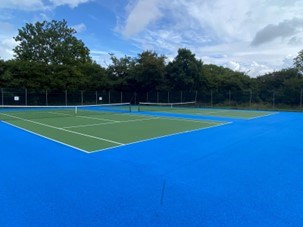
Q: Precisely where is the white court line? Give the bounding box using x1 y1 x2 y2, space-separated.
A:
151 115 227 124
63 115 223 130
48 111 73 116
149 108 228 114
0 112 123 145
2 121 90 153
199 110 230 114
89 121 233 153
76 115 119 122
149 108 275 119
247 112 279 120
48 111 119 122
1 112 232 154
63 117 160 129
193 109 278 120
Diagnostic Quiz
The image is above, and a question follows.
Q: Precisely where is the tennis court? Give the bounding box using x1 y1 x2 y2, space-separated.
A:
2 103 303 226
138 102 275 119
0 103 227 152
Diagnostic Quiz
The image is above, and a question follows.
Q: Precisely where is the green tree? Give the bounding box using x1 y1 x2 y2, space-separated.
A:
13 20 92 65
256 68 302 106
203 64 252 104
0 60 13 88
79 63 109 90
107 54 136 91
134 51 166 92
166 48 203 91
1 60 47 89
294 49 303 74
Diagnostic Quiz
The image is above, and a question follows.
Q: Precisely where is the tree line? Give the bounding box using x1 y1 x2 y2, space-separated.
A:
0 20 303 108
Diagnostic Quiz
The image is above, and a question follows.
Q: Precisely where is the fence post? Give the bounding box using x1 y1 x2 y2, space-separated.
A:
25 88 28 106
249 90 252 108
1 88 3 106
46 89 48 106
272 90 275 109
157 91 159 103
65 90 67 106
95 91 98 104
80 91 83 105
211 90 213 107
121 91 123 103
228 90 231 106
108 91 111 104
168 91 170 103
134 92 137 105
181 91 183 103
300 88 303 111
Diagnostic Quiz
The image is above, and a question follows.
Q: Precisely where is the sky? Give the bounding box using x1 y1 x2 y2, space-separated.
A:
1 0 303 77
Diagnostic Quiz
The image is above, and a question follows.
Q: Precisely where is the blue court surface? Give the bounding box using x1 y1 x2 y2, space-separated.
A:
1 111 303 226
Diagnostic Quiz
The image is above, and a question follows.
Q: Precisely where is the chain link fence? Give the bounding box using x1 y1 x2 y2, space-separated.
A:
1 88 303 111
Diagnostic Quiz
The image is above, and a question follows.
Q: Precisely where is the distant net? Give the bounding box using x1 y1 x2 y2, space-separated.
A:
138 101 197 112
0 103 131 121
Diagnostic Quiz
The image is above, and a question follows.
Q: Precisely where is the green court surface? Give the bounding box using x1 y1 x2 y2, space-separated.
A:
0 107 224 152
138 103 274 119
192 108 274 119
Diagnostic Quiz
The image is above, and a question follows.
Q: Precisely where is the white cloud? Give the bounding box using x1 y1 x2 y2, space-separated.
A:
0 0 91 10
225 61 241 72
0 22 17 60
121 0 163 37
0 0 45 11
72 23 86 33
0 38 16 60
90 50 127 67
251 18 303 46
120 0 303 77
48 0 91 8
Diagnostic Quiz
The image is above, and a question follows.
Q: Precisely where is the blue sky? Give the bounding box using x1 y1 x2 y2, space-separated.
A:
1 0 303 77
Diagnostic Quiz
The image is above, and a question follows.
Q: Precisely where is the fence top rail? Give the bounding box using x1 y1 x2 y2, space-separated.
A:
139 101 196 106
0 103 131 108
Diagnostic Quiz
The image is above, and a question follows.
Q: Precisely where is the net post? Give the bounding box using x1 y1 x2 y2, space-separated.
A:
121 91 123 103
146 92 148 102
95 91 98 104
195 90 198 102
65 90 67 106
81 90 84 105
138 102 141 112
75 106 78 114
157 91 159 103
108 91 111 104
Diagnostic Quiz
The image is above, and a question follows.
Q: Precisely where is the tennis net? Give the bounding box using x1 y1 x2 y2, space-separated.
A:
0 103 131 121
138 101 197 112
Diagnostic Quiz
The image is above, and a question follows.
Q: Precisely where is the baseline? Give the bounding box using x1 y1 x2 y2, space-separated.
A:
0 112 123 146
